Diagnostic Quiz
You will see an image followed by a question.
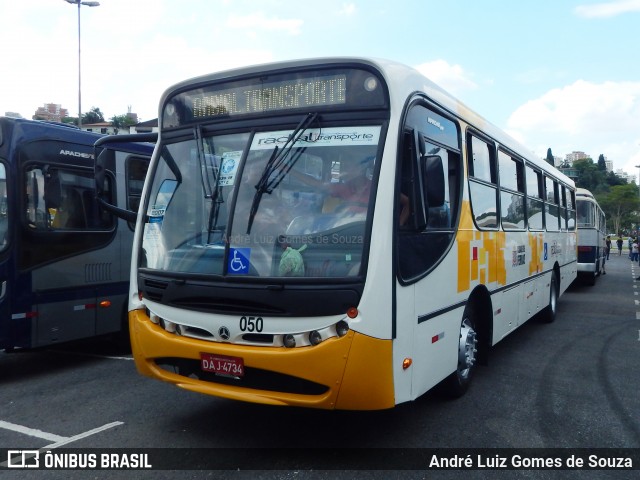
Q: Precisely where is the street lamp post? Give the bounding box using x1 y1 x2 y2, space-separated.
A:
64 0 100 130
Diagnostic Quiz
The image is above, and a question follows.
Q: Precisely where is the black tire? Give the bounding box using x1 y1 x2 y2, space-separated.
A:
441 303 478 398
585 270 596 286
540 271 558 323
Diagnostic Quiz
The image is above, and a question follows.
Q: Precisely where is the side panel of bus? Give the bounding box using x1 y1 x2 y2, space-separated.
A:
393 99 576 403
0 162 9 342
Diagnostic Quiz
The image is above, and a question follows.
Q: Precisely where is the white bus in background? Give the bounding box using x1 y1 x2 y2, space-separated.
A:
98 58 578 409
576 188 606 285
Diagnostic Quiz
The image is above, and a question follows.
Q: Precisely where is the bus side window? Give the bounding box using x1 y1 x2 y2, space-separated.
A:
54 188 84 229
467 134 498 229
25 166 113 231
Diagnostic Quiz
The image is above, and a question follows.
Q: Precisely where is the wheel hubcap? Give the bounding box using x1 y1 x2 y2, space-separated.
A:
458 318 477 379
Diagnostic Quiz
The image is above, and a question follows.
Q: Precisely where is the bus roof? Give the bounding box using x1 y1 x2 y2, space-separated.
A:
0 116 104 147
576 188 596 199
158 57 573 187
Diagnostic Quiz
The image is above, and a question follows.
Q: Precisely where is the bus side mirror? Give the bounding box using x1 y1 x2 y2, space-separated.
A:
95 147 109 200
421 155 445 208
94 146 138 222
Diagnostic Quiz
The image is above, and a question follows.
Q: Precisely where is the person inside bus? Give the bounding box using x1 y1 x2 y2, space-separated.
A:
290 153 373 215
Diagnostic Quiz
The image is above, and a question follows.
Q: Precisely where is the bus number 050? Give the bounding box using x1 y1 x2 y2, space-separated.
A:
239 316 264 332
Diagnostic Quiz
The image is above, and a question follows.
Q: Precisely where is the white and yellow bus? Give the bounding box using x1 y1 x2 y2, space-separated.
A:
113 58 577 410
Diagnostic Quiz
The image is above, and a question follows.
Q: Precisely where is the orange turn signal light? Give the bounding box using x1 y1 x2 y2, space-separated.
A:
346 307 359 319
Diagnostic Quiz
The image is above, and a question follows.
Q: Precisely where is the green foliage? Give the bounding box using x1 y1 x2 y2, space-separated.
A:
546 148 554 166
573 158 608 193
596 183 640 234
566 155 638 233
82 107 104 124
597 154 607 171
110 114 137 134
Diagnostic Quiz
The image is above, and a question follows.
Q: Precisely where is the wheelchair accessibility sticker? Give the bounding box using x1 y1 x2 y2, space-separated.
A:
228 248 250 274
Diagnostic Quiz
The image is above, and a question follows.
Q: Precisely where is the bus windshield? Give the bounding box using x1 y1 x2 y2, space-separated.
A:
141 125 381 278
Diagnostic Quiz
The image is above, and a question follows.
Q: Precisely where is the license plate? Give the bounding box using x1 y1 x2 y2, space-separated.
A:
200 353 244 378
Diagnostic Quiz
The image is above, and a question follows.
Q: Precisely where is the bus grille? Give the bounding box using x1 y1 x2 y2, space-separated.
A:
154 357 329 395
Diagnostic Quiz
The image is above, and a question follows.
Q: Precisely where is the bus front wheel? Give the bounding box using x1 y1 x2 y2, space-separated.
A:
442 304 478 398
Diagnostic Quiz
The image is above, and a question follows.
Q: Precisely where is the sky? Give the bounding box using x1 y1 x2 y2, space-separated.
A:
1 0 639 175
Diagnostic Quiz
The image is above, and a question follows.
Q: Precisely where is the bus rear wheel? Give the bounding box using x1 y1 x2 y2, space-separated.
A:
442 304 478 398
540 271 558 323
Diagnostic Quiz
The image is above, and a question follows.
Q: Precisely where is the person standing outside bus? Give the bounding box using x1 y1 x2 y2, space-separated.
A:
605 235 611 260
617 236 623 255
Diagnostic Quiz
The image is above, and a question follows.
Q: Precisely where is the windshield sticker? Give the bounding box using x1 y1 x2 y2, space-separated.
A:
251 126 381 150
218 151 242 186
149 204 165 223
228 247 251 274
143 222 162 250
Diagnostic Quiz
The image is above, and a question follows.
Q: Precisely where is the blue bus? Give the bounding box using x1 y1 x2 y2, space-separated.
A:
0 117 152 351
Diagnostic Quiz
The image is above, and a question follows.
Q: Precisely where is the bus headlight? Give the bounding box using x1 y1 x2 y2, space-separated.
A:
336 320 349 337
308 330 322 346
283 334 296 348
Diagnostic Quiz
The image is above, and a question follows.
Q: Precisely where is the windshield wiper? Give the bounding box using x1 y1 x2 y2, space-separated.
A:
194 127 225 242
246 113 318 234
196 126 218 199
160 145 182 184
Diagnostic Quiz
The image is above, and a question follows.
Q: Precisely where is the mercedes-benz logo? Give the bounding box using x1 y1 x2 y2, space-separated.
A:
218 326 230 340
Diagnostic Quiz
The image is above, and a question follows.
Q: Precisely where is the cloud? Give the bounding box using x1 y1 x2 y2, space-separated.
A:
414 60 478 95
574 0 640 18
506 80 640 171
339 3 357 15
227 13 303 35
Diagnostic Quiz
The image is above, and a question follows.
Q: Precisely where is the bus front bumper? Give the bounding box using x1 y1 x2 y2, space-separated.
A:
129 310 395 410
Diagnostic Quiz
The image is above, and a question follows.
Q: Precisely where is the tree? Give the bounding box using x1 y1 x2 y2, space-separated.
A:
597 183 640 235
606 170 626 188
597 154 607 172
573 158 607 193
110 114 137 134
83 107 105 124
546 148 555 166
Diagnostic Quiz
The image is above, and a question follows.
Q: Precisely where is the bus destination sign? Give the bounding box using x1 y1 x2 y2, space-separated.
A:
185 74 347 119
